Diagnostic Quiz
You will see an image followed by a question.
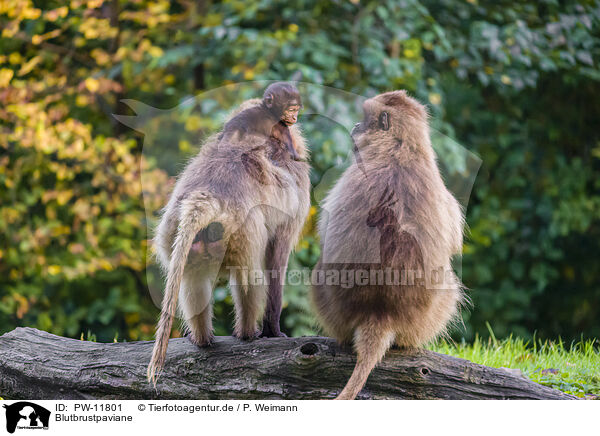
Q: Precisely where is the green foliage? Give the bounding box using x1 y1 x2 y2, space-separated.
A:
1 0 599 342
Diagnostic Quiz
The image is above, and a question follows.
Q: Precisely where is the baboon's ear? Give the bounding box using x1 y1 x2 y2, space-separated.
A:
379 111 390 131
264 93 274 108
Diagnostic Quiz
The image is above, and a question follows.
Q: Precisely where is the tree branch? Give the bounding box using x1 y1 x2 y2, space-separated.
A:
0 328 575 400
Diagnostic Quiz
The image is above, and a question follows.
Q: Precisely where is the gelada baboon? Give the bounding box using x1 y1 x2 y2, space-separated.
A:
311 90 465 400
148 83 310 385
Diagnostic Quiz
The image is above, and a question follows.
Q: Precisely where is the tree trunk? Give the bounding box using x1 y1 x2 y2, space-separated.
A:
0 327 574 400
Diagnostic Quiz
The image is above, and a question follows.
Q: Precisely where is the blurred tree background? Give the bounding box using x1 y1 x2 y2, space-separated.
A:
1 0 599 343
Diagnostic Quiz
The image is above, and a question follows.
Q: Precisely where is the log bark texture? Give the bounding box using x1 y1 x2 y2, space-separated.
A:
0 327 574 400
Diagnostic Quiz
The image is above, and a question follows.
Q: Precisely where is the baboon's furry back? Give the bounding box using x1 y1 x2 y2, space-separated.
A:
148 94 310 384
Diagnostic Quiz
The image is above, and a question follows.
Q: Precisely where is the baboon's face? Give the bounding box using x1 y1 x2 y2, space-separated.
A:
351 105 391 148
281 104 301 125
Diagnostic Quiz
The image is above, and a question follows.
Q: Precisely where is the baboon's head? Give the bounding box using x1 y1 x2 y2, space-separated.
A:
351 90 433 163
263 82 302 125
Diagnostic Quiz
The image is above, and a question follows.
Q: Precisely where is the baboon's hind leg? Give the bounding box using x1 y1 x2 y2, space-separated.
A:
179 267 215 346
186 304 213 346
261 223 295 338
229 210 268 340
230 263 267 340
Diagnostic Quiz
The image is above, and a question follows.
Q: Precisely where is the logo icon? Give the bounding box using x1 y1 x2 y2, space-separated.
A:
2 402 50 434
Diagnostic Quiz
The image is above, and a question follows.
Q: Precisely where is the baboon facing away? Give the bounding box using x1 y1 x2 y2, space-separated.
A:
312 90 465 400
148 83 310 385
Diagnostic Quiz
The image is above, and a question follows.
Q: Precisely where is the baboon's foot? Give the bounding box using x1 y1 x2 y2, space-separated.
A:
259 323 287 338
187 332 214 347
232 326 260 341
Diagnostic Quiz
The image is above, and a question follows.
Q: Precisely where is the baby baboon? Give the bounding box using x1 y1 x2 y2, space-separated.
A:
312 90 465 400
148 84 310 384
221 82 304 161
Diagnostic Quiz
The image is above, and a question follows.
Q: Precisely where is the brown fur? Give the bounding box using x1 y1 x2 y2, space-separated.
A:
148 89 310 385
311 90 465 400
221 83 303 161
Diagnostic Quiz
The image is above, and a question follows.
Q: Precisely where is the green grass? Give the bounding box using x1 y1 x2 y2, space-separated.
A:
430 332 600 398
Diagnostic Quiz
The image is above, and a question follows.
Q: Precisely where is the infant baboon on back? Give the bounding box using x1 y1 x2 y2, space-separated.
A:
148 84 310 385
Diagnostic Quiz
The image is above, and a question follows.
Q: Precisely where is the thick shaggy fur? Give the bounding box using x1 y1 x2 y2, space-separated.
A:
148 97 310 385
311 90 465 400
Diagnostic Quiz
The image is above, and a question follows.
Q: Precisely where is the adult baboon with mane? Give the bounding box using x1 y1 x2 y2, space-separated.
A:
312 90 465 400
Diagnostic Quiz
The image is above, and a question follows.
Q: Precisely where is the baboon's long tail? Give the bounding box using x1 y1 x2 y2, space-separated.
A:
335 323 395 400
147 194 220 386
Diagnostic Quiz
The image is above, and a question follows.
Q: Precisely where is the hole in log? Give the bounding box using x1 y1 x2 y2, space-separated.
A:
420 367 430 376
300 343 318 355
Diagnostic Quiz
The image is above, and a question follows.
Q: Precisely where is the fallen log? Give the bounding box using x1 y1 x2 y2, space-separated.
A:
0 327 574 400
